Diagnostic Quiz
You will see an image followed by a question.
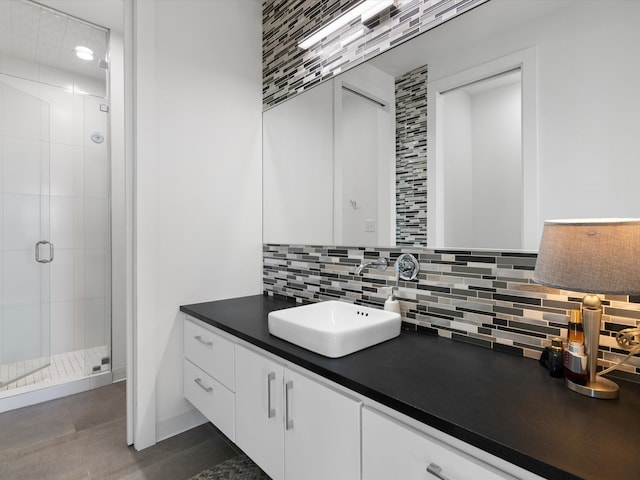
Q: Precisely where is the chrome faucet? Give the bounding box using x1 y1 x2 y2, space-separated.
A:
354 257 388 276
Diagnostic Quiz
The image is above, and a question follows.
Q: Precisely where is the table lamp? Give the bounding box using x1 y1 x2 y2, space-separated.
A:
533 219 640 399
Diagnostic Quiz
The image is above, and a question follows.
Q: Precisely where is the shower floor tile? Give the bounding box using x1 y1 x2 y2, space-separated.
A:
0 345 109 397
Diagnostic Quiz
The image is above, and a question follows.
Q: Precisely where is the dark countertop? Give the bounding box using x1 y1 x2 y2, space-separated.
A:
181 294 640 480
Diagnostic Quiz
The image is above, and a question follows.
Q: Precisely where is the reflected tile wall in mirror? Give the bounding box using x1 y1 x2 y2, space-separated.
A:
263 0 489 108
396 64 428 246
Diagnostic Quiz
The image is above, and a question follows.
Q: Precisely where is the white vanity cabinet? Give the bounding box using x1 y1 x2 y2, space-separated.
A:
183 317 235 441
235 344 361 480
183 314 541 480
234 344 284 478
362 407 517 480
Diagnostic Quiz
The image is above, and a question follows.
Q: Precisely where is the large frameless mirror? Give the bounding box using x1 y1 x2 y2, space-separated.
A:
263 0 640 249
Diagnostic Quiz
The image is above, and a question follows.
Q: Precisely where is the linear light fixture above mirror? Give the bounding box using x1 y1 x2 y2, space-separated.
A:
298 0 394 50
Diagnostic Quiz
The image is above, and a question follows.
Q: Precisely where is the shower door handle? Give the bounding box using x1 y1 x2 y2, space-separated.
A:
35 241 54 263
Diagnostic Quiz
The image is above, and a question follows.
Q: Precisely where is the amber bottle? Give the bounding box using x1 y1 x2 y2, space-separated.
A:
567 310 584 344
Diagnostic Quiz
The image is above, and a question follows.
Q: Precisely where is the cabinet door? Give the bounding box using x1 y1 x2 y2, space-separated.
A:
284 367 361 480
235 345 284 480
362 407 513 480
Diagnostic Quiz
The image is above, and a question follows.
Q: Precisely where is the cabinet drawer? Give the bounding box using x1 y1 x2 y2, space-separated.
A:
184 317 234 390
184 359 235 441
362 407 513 480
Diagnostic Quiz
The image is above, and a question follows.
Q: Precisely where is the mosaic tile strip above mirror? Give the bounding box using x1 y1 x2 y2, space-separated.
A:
263 0 489 108
263 243 640 382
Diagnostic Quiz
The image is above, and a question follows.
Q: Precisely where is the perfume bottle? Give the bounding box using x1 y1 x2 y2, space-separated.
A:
564 341 588 385
567 309 584 344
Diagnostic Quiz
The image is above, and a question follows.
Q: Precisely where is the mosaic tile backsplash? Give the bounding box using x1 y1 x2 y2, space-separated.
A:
263 244 640 381
263 0 489 108
395 65 428 246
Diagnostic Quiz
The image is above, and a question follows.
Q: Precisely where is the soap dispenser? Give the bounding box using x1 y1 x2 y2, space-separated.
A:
384 287 401 314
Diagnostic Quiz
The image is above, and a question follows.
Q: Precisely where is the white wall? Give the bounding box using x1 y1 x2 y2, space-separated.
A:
340 90 381 245
132 0 262 449
442 76 522 249
263 81 334 245
263 60 396 247
334 63 395 246
428 2 640 245
533 4 640 223
443 90 473 247
471 81 522 249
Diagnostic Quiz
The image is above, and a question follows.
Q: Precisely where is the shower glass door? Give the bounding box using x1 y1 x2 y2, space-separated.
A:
0 78 52 388
0 1 111 400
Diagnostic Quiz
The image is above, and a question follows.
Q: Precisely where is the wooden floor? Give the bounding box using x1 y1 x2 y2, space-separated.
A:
0 382 239 479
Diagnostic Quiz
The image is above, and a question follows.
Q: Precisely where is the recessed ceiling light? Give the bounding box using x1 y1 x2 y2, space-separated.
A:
74 46 94 61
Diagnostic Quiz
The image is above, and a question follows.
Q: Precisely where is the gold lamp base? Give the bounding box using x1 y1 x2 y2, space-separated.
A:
566 376 618 399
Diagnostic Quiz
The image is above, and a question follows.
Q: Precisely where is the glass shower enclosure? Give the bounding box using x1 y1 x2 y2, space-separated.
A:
0 0 111 399
0 81 52 387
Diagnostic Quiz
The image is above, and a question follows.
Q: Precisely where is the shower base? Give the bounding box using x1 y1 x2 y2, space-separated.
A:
0 345 111 400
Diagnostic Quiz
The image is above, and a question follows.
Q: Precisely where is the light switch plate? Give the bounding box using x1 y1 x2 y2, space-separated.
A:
365 220 376 232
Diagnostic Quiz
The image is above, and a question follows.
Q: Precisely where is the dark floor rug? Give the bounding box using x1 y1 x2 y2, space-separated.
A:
189 454 271 480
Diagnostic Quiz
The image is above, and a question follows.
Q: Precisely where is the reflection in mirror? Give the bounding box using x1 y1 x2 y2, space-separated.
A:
441 70 522 249
334 64 395 247
263 81 334 245
263 0 640 250
337 88 390 245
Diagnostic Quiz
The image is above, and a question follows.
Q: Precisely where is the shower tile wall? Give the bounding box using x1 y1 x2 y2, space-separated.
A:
0 54 109 364
395 65 428 246
263 0 489 108
263 244 640 382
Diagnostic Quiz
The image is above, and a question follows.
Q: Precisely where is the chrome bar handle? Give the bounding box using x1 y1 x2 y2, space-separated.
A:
194 377 213 393
285 380 294 430
194 335 213 347
427 463 451 480
35 240 54 264
267 372 276 419
35 241 42 263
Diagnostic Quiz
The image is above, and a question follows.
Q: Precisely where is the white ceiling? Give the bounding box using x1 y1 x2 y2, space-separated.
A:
0 0 119 80
369 0 572 77
37 0 124 32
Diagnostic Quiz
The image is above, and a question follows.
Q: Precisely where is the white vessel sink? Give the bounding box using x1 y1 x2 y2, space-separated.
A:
268 300 401 358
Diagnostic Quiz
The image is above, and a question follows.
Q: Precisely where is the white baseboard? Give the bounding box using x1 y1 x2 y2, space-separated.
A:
0 371 113 413
112 366 127 382
156 406 208 443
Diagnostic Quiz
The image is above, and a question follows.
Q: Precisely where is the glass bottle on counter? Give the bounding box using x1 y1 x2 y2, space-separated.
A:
564 341 588 385
564 309 588 385
547 338 565 377
567 309 584 344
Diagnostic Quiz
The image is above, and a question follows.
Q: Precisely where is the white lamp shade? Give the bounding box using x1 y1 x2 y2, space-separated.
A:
533 218 640 295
